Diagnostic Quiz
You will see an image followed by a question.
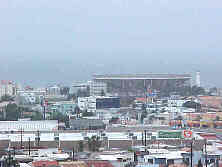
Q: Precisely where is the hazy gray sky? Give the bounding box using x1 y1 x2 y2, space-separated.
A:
0 0 222 87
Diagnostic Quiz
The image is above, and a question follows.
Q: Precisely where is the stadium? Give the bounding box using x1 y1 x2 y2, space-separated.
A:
93 74 192 97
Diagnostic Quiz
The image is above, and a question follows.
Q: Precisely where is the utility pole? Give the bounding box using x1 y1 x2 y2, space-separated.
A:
13 147 15 157
8 150 11 167
20 128 24 149
72 147 75 161
142 132 144 145
28 137 31 156
205 139 207 167
58 119 60 131
37 130 40 147
144 130 147 152
43 105 46 120
144 130 147 147
191 140 193 167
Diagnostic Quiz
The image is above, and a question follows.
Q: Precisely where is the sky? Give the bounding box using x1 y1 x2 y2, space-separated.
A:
0 0 222 87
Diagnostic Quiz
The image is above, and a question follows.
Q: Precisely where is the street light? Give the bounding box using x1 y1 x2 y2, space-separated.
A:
204 139 208 167
190 137 195 167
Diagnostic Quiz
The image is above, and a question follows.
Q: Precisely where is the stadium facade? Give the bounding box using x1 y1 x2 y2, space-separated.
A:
93 74 192 97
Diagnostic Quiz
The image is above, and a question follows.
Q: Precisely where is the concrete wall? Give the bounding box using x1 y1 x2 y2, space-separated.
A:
4 139 204 151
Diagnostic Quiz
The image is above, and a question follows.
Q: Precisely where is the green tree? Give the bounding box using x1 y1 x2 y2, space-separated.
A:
1 94 13 102
88 136 101 152
82 112 94 117
100 89 105 96
195 115 202 121
215 116 220 121
67 93 77 101
6 103 20 121
141 110 147 124
49 112 69 127
78 141 84 152
31 112 43 120
191 86 206 96
197 159 203 167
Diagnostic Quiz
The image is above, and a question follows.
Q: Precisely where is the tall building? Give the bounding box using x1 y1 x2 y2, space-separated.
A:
196 71 201 87
93 73 192 97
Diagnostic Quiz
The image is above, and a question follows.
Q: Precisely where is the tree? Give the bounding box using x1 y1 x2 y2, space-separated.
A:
6 103 20 121
76 89 89 97
31 112 43 120
176 115 183 128
82 112 94 117
50 112 68 122
88 136 101 152
100 89 105 96
209 87 218 95
67 93 77 101
141 110 147 123
78 141 84 152
215 116 220 121
197 159 203 167
195 115 202 121
1 94 13 102
141 103 146 111
109 117 119 124
191 86 206 96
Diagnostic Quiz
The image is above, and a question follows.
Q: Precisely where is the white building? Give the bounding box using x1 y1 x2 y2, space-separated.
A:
78 96 96 112
47 85 61 96
16 90 46 105
168 99 187 107
77 96 120 113
70 81 107 96
0 120 58 131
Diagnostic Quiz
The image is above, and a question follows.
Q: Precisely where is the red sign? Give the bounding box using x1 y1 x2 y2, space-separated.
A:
183 130 193 138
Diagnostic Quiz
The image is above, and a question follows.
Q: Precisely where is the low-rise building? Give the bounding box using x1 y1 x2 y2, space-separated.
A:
78 96 120 113
0 120 58 131
70 81 107 96
69 119 106 130
48 101 77 115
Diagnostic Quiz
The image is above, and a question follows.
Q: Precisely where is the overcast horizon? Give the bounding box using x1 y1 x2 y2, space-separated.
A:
1 0 222 87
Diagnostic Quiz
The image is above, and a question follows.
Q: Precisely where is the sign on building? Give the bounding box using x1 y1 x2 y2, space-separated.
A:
158 130 193 139
158 131 182 139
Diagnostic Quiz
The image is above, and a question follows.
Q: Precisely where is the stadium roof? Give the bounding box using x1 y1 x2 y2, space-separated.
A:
93 74 192 80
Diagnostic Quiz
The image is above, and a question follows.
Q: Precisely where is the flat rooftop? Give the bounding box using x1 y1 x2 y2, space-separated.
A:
93 74 192 80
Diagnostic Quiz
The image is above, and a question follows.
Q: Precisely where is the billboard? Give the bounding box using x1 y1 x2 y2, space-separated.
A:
158 130 193 139
158 131 182 139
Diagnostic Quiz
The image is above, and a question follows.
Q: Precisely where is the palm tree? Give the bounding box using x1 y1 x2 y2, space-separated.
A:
88 136 101 152
177 115 183 128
